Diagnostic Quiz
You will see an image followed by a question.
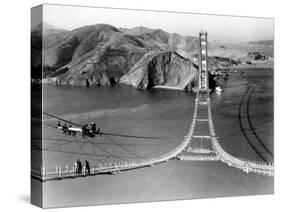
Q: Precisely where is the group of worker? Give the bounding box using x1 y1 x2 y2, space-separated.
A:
74 159 91 174
57 122 76 136
82 122 101 138
57 121 101 138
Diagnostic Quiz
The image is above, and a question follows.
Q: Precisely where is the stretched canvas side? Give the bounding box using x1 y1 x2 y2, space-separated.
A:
31 5 43 208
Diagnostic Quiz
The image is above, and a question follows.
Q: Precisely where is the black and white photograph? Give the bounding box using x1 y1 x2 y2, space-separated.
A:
30 3 274 209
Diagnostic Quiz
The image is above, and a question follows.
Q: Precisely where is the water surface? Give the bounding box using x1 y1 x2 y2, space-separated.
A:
32 68 274 207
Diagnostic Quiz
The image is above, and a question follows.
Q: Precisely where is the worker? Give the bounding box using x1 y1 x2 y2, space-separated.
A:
85 160 90 174
90 122 96 133
74 161 78 174
62 123 68 134
82 124 88 137
76 159 82 174
68 124 72 136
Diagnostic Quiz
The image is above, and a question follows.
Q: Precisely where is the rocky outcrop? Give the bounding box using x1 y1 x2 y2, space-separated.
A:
120 51 198 90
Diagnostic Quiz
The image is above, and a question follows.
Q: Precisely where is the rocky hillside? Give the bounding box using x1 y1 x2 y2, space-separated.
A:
32 22 273 89
120 51 198 89
41 24 150 85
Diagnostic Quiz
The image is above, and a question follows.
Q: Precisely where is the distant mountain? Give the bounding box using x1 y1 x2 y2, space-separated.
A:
120 26 156 35
248 39 274 46
31 22 273 88
32 21 68 36
219 42 274 57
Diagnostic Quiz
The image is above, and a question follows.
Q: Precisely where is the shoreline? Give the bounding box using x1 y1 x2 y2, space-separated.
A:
32 66 273 87
152 85 185 91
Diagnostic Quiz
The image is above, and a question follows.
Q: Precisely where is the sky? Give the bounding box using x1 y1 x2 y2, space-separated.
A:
41 4 274 42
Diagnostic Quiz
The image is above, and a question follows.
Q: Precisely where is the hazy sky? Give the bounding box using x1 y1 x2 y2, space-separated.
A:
42 4 274 42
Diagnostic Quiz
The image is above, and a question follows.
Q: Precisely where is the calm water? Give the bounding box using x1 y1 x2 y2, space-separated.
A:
33 68 274 207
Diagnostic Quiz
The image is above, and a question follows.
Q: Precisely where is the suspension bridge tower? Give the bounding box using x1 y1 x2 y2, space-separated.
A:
198 31 209 93
178 31 218 161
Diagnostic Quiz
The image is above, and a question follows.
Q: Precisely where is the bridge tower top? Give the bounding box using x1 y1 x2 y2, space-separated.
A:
198 31 209 92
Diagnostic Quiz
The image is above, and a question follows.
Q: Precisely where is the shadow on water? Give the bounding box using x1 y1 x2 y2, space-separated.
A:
238 85 268 162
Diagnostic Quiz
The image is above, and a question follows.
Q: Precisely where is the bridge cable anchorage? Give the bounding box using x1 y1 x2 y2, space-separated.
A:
31 32 273 182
